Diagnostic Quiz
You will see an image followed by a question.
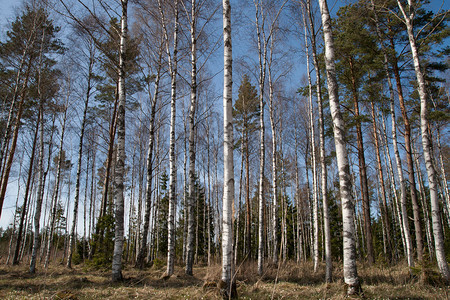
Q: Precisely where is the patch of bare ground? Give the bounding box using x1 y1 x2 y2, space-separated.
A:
0 260 448 299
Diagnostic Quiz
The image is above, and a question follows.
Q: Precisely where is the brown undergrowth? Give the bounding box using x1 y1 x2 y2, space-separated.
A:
0 260 448 299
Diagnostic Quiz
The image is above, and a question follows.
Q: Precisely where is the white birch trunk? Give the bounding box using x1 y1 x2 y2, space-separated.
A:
221 0 234 295
306 0 331 280
397 0 450 280
268 37 278 266
111 0 127 282
254 0 266 276
302 10 319 272
436 127 450 226
186 0 197 276
317 0 360 294
164 0 179 277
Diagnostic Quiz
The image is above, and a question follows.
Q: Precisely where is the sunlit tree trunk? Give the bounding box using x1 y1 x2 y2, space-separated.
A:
369 0 413 266
186 0 198 276
306 0 331 280
370 100 393 261
235 125 244 265
268 35 278 266
164 0 179 277
221 0 234 295
435 127 450 225
302 9 318 272
254 0 267 276
413 141 434 257
317 0 360 294
388 29 423 263
111 0 127 282
398 0 450 280
67 48 94 268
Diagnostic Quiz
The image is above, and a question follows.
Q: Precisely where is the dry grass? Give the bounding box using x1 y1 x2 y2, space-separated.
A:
0 260 448 299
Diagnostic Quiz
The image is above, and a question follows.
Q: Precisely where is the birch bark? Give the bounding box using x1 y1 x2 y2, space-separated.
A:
186 0 198 276
221 0 234 296
165 0 179 277
111 0 127 282
397 0 450 281
317 0 360 294
306 0 331 280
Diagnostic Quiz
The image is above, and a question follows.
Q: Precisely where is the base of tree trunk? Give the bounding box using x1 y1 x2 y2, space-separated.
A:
345 282 363 297
112 272 123 282
219 280 237 299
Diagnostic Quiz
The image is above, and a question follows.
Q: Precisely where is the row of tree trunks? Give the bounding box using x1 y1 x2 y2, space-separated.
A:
67 43 95 268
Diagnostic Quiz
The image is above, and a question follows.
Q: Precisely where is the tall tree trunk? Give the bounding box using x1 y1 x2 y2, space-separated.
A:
161 0 179 276
389 32 423 263
235 125 244 265
0 19 38 177
13 113 40 265
221 0 234 295
318 0 361 294
111 0 127 282
302 9 319 272
348 58 374 265
135 42 163 270
0 62 32 219
435 127 450 225
88 136 97 259
294 125 302 263
254 0 267 276
369 0 414 266
67 49 94 268
397 0 450 281
306 0 332 280
7 154 23 265
30 112 54 273
245 130 251 259
268 36 278 266
370 100 393 261
44 102 68 269
413 141 434 257
186 0 198 276
182 113 188 264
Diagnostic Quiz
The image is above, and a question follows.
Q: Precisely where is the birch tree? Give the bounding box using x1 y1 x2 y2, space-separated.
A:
396 0 450 282
221 0 234 296
317 0 361 294
186 0 198 276
155 0 180 277
111 0 127 282
305 0 332 280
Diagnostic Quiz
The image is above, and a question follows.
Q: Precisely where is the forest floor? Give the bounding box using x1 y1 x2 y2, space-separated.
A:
0 260 448 299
